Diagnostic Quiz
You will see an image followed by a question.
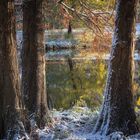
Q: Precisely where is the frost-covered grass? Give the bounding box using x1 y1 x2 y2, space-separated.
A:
28 106 140 140
36 106 98 140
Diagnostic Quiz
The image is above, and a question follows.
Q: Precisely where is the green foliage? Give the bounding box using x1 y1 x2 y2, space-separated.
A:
65 0 115 11
89 0 115 10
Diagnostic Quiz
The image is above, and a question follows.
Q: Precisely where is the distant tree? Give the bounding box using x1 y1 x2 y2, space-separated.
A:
22 0 49 129
67 21 72 34
0 0 25 139
94 0 139 136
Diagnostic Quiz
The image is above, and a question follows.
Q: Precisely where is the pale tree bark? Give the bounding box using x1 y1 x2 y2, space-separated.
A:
0 0 26 139
22 0 49 129
94 0 139 136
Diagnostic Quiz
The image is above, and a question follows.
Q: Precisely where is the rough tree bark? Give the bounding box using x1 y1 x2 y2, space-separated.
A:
94 0 139 136
22 0 49 128
0 0 26 139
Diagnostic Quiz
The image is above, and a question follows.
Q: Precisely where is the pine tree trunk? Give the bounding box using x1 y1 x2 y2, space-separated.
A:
0 0 25 139
94 0 139 136
22 0 49 128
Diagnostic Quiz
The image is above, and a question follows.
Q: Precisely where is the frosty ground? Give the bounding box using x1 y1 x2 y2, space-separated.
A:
28 106 140 140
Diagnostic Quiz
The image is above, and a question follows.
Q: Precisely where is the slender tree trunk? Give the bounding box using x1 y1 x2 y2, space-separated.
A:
22 0 49 128
0 0 25 139
94 0 139 136
67 21 72 35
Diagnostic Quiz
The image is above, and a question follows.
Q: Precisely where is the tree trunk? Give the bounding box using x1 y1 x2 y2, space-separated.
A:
94 0 139 136
68 21 72 35
0 0 25 139
22 0 49 128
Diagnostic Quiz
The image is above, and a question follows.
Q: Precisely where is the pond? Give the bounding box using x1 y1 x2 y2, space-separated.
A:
46 50 140 111
16 28 140 111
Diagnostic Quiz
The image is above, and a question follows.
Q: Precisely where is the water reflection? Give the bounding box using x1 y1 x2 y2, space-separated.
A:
46 52 107 110
46 50 140 111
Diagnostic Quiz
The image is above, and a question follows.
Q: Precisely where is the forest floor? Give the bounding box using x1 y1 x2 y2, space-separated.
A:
31 106 140 140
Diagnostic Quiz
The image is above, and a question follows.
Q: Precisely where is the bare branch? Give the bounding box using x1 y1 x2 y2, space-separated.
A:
58 0 114 35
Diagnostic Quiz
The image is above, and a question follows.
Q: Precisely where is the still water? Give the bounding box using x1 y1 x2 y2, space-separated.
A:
46 50 140 110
